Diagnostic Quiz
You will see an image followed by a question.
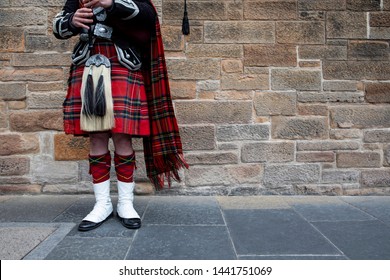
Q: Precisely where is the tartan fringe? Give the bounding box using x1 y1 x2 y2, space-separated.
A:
149 153 189 190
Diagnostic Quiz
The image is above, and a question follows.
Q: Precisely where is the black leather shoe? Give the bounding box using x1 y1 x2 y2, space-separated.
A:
117 213 141 229
78 212 113 232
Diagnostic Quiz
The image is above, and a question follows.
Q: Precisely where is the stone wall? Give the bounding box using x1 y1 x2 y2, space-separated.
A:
1 0 390 195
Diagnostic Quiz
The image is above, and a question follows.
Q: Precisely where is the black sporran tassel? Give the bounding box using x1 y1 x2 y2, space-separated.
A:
82 71 94 117
94 75 106 116
182 0 190 35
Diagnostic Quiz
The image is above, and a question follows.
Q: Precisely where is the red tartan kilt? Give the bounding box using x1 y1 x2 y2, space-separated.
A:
63 41 150 136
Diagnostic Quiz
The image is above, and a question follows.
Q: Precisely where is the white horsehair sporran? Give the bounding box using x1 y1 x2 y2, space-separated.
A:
80 54 114 132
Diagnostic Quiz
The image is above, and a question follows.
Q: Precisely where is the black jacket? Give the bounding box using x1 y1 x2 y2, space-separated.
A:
53 0 156 49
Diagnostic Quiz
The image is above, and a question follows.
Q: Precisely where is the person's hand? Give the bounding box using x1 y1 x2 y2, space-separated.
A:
71 7 94 29
81 0 113 9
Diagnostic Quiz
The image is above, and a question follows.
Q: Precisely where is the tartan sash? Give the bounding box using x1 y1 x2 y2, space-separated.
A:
142 4 188 189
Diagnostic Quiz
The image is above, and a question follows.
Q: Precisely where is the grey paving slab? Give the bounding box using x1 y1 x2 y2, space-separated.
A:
287 197 374 222
312 220 390 260
142 196 224 225
45 236 132 260
126 225 236 260
217 196 290 210
0 225 56 260
0 195 79 222
52 196 96 223
238 255 347 260
341 196 390 226
24 223 75 260
223 209 341 256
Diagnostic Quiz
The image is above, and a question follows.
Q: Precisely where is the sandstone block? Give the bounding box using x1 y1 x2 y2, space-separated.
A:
0 27 24 52
336 152 381 168
54 134 89 161
9 110 63 132
179 125 216 151
0 8 46 27
185 151 239 165
298 0 346 10
297 140 360 151
299 45 347 60
370 12 390 27
385 0 390 10
241 142 295 163
369 27 390 40
330 129 362 140
163 1 227 21
27 92 64 109
11 0 64 6
166 58 220 80
298 104 328 116
365 82 390 103
299 61 321 68
299 11 326 21
384 144 390 166
364 129 390 143
327 12 367 38
221 60 243 73
0 133 40 156
28 82 64 92
25 35 73 52
322 170 360 183
31 155 78 184
272 116 328 140
0 68 64 82
0 101 6 129
323 81 358 91
346 0 381 11
297 152 335 162
361 169 390 188
276 21 325 44
170 80 196 100
0 157 29 176
324 61 390 80
244 44 296 67
8 101 26 110
204 21 275 43
254 91 297 116
196 80 220 92
263 164 320 187
348 41 389 61
226 164 264 184
297 91 365 103
244 0 297 20
187 44 242 58
12 53 71 67
271 69 321 91
330 105 390 128
0 185 41 194
0 82 26 101
185 165 230 187
161 25 183 51
221 73 269 91
215 91 253 100
217 124 269 142
175 101 252 124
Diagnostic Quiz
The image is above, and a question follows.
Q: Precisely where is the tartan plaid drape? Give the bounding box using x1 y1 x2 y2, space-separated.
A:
141 5 188 189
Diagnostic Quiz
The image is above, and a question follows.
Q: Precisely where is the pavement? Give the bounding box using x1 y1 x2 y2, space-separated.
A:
1 194 390 260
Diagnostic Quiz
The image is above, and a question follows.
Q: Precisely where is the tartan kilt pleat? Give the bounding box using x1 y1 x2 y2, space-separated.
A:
63 41 150 136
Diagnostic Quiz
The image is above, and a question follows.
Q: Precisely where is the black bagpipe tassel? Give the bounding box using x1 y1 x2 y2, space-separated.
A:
182 0 190 35
82 71 94 118
94 75 106 117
